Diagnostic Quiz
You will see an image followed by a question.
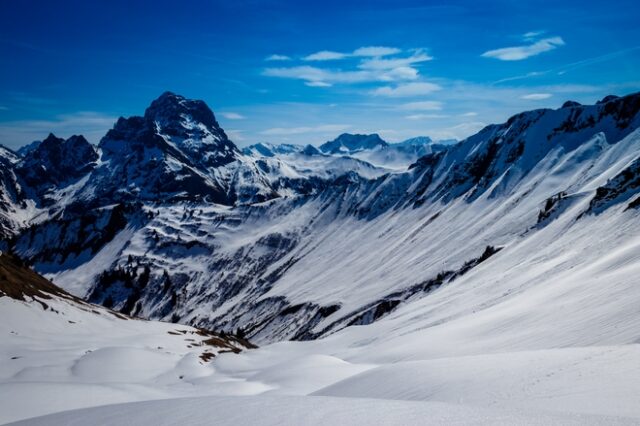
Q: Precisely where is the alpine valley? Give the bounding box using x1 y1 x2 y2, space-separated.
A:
2 91 640 425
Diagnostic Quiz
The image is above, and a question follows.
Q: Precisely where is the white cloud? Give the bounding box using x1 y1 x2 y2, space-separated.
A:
460 112 478 117
306 81 332 87
399 101 443 111
353 46 401 57
521 93 552 100
265 47 434 89
304 46 402 62
482 36 565 61
0 111 117 149
265 54 291 61
382 66 419 80
304 50 348 61
260 124 350 136
405 114 449 120
263 66 363 83
359 50 433 70
225 129 245 142
523 30 545 40
371 82 442 97
220 112 246 120
263 65 419 86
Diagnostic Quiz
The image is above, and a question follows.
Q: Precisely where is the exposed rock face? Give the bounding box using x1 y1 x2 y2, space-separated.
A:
4 91 640 345
16 133 98 195
142 91 239 167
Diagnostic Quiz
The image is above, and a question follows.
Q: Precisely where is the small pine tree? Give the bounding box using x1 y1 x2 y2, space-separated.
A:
236 327 246 340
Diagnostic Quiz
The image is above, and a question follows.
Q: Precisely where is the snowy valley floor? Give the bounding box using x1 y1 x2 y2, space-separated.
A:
2 292 640 425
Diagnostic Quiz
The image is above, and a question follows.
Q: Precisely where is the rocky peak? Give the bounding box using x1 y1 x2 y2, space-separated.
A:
320 133 388 154
17 133 98 193
143 92 230 145
144 92 211 126
26 133 97 169
90 93 275 205
101 92 239 165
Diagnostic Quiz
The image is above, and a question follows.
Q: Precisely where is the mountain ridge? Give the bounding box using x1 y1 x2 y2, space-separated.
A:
2 90 640 344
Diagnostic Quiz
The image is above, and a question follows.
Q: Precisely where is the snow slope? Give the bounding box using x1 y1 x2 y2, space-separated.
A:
0 254 252 424
8 395 636 426
3 92 640 424
8 91 640 345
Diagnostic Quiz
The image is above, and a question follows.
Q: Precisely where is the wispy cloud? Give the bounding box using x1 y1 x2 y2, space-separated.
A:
398 101 443 110
306 81 332 87
220 112 246 120
358 50 432 70
523 30 545 40
304 50 348 61
304 46 402 61
260 124 350 136
264 46 434 90
263 65 419 86
405 113 449 120
482 36 565 61
493 46 640 84
521 93 552 100
371 82 442 97
265 54 291 61
353 46 401 57
225 129 245 142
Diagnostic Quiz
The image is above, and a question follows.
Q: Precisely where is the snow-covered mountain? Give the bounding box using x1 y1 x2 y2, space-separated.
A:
0 146 31 239
315 133 456 169
243 142 320 157
17 133 99 202
3 91 640 424
319 133 388 154
2 90 639 343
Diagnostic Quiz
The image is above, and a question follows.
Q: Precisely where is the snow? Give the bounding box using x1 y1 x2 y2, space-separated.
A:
3 287 640 424
3 93 640 425
315 346 640 419
0 296 249 424
8 395 636 426
45 226 137 297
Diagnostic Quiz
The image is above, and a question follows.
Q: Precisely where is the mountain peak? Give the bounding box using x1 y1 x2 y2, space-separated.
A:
41 133 65 145
395 136 433 146
320 133 388 154
144 92 220 132
16 133 98 196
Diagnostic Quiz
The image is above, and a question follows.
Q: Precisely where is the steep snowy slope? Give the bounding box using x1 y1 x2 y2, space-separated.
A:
3 92 640 425
8 92 640 346
0 147 29 238
3 243 640 424
0 253 253 424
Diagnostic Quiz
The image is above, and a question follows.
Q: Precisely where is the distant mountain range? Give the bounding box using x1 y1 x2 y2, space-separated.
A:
1 90 640 348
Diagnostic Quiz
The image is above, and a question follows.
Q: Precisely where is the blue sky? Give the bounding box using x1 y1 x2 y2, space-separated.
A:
1 0 639 149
